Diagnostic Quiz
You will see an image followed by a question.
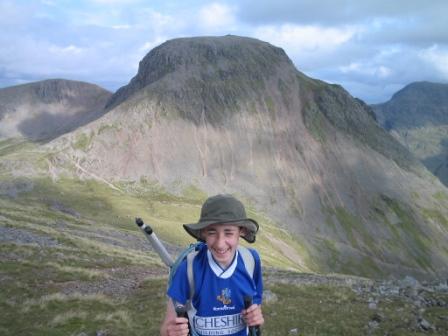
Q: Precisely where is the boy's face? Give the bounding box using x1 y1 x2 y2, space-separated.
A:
201 223 242 268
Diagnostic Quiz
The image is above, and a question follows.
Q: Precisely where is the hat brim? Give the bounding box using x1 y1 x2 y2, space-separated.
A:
183 218 259 243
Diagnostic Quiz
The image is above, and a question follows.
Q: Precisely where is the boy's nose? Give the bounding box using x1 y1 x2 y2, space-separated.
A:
216 233 227 246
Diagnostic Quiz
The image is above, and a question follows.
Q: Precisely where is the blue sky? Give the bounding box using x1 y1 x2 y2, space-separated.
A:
1 0 447 103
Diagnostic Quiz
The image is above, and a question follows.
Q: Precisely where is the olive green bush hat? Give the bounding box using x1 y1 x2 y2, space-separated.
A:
183 194 259 243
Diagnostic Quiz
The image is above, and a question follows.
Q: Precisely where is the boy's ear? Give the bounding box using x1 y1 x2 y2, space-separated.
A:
239 227 247 238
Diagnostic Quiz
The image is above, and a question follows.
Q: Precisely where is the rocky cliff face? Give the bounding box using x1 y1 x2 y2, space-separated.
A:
0 79 111 141
372 82 448 186
46 36 448 279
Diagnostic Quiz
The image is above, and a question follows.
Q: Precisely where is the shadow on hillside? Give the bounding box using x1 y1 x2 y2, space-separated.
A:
17 109 106 142
422 151 448 187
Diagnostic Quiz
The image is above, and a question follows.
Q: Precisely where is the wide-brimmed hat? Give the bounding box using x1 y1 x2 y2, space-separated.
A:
183 194 259 243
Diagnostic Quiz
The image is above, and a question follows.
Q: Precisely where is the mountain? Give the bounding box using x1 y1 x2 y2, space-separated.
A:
372 82 448 186
29 35 446 279
0 79 111 141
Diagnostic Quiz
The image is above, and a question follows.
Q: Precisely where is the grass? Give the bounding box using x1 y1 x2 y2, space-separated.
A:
0 176 315 335
303 102 328 143
421 208 448 230
72 132 94 151
373 194 434 271
1 177 448 335
2 176 311 270
261 281 448 336
263 284 368 335
433 191 448 202
3 262 448 336
1 279 165 335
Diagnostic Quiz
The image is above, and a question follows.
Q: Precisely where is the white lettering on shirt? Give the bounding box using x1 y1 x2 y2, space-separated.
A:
194 312 245 335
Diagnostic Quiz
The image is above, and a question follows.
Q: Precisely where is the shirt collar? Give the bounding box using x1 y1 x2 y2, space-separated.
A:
207 249 238 279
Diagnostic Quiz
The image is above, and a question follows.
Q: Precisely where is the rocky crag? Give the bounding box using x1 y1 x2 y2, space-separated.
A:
0 79 111 141
36 35 448 279
372 81 448 186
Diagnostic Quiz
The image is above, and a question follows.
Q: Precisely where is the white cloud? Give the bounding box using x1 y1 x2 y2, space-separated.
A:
89 0 142 5
112 24 131 30
139 9 178 31
139 37 167 53
49 44 84 55
198 3 236 30
340 62 392 79
41 0 57 6
0 1 33 25
254 24 357 55
1 0 447 103
377 66 392 78
420 45 448 78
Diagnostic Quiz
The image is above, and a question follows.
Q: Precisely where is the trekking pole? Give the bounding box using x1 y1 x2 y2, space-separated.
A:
135 218 174 267
136 218 192 334
174 302 191 336
244 296 261 336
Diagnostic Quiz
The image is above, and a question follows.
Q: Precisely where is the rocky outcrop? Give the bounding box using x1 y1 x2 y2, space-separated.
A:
0 79 111 141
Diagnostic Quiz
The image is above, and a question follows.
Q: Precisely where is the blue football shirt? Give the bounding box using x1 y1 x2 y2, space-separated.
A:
167 243 263 336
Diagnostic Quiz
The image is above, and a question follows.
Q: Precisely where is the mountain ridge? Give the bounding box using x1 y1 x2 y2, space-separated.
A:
40 35 448 279
1 36 447 279
372 81 448 186
0 78 111 141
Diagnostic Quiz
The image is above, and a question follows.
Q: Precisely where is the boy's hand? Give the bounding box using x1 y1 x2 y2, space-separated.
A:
165 316 189 336
242 304 264 327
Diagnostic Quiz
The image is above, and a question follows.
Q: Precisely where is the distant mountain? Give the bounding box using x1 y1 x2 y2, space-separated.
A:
372 82 448 186
4 36 448 279
0 79 111 141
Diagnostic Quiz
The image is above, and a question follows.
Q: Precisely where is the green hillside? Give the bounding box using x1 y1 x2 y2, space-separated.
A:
2 183 448 335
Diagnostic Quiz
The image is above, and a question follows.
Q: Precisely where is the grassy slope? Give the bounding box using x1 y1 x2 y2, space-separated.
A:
2 139 448 335
0 173 305 335
392 126 448 186
2 178 448 335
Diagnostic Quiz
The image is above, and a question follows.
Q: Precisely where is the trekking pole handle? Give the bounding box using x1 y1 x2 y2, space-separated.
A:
135 218 174 267
174 302 191 336
244 296 261 336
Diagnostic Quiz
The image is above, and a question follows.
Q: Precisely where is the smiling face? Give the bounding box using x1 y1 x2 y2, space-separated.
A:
201 224 242 268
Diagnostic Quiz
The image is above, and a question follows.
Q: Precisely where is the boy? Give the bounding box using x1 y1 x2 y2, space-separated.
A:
160 194 264 336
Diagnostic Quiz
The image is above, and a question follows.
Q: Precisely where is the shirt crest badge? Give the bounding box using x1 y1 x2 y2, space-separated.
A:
217 288 232 305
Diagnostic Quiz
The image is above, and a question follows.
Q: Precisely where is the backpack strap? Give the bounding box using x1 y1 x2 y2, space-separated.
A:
238 246 255 278
186 249 200 301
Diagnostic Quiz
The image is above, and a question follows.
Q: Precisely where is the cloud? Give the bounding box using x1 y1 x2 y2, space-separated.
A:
49 44 84 55
111 24 132 30
0 0 35 25
251 23 360 75
236 0 447 26
0 0 447 104
254 24 357 53
419 45 448 78
139 36 170 53
89 0 143 5
237 0 448 46
198 3 237 31
340 63 392 79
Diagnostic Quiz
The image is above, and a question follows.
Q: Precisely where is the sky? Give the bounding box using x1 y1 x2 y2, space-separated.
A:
1 0 447 103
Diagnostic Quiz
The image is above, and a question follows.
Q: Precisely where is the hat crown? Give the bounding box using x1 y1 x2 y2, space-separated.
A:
200 194 246 222
183 194 259 243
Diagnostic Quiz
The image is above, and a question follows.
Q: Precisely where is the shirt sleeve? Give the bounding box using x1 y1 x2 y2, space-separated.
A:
167 259 190 305
250 248 263 305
